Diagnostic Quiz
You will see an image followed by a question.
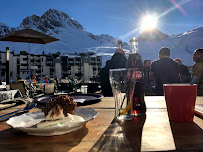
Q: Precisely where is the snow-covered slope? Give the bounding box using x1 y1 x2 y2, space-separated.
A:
138 26 203 66
0 9 126 54
0 9 202 66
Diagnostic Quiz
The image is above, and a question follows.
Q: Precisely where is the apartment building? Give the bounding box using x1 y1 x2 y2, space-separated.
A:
55 52 102 82
0 51 14 81
0 50 101 82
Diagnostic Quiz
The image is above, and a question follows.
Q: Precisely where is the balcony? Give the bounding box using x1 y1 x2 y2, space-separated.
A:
30 66 38 70
21 64 28 66
97 63 102 66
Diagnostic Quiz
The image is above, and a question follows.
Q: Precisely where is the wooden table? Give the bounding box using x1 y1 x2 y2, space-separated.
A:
0 96 202 152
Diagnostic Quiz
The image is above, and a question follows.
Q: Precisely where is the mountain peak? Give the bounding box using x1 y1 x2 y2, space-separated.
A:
42 9 85 30
19 9 85 33
0 22 14 38
138 28 169 41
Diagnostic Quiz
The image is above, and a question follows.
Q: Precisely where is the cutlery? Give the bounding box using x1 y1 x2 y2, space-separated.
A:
0 102 36 121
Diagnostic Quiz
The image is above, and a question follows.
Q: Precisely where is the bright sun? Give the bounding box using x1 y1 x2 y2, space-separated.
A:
140 15 157 33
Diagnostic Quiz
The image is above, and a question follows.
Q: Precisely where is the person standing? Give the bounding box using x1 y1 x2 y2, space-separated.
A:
150 47 181 95
192 48 203 96
174 58 191 83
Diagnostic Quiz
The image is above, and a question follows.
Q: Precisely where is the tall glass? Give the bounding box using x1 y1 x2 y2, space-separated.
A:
126 37 146 115
109 68 136 120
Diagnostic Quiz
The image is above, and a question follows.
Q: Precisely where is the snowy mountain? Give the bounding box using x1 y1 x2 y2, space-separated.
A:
0 9 126 54
0 9 202 66
138 28 169 41
80 26 203 67
0 22 15 37
138 26 203 66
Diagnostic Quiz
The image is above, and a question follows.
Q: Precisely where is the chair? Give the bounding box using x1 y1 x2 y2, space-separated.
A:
10 81 27 97
36 83 45 90
44 83 55 94
60 79 69 83
60 79 71 91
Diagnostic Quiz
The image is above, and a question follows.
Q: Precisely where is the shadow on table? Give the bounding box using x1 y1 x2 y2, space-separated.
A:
0 126 88 152
170 121 203 151
77 99 101 106
90 114 146 152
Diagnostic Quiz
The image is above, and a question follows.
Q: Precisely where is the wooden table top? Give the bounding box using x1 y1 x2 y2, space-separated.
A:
0 96 202 152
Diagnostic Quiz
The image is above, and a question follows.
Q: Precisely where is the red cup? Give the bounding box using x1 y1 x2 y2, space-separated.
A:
163 84 197 123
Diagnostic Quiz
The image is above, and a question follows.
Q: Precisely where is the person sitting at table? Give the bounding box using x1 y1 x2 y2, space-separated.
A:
35 74 40 82
43 76 49 83
32 76 37 83
54 77 59 90
174 58 191 83
150 47 181 95
100 48 127 96
192 48 203 96
143 59 155 95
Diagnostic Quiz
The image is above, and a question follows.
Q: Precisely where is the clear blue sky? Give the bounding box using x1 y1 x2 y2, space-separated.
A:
0 0 203 42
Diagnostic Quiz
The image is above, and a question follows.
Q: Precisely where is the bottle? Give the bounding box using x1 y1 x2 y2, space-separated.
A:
118 40 122 49
126 37 146 115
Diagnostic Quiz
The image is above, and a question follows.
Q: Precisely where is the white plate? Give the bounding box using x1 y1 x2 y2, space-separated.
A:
6 107 98 136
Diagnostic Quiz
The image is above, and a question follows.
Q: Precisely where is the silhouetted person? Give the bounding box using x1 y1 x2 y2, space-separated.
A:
192 48 203 96
150 47 181 95
54 77 59 89
101 49 127 96
36 74 40 82
44 76 48 83
174 58 191 83
143 59 154 95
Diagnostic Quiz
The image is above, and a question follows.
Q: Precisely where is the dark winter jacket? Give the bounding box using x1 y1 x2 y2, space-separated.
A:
192 57 203 96
100 52 127 96
179 64 191 83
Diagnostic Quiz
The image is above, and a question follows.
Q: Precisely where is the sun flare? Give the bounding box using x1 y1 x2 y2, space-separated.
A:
140 15 157 33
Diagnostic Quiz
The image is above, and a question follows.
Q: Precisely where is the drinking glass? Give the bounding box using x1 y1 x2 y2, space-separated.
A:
109 68 136 120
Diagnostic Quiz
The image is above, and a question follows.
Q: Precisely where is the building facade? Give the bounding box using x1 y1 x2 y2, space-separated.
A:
0 51 14 81
55 52 102 82
0 50 102 82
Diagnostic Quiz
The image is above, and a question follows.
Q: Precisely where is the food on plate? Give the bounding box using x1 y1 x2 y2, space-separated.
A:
37 95 84 128
42 95 77 117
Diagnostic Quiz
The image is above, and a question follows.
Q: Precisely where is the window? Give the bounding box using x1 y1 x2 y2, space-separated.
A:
1 71 5 76
75 58 81 65
50 71 53 75
47 61 53 66
17 59 20 64
97 57 101 61
91 58 96 61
